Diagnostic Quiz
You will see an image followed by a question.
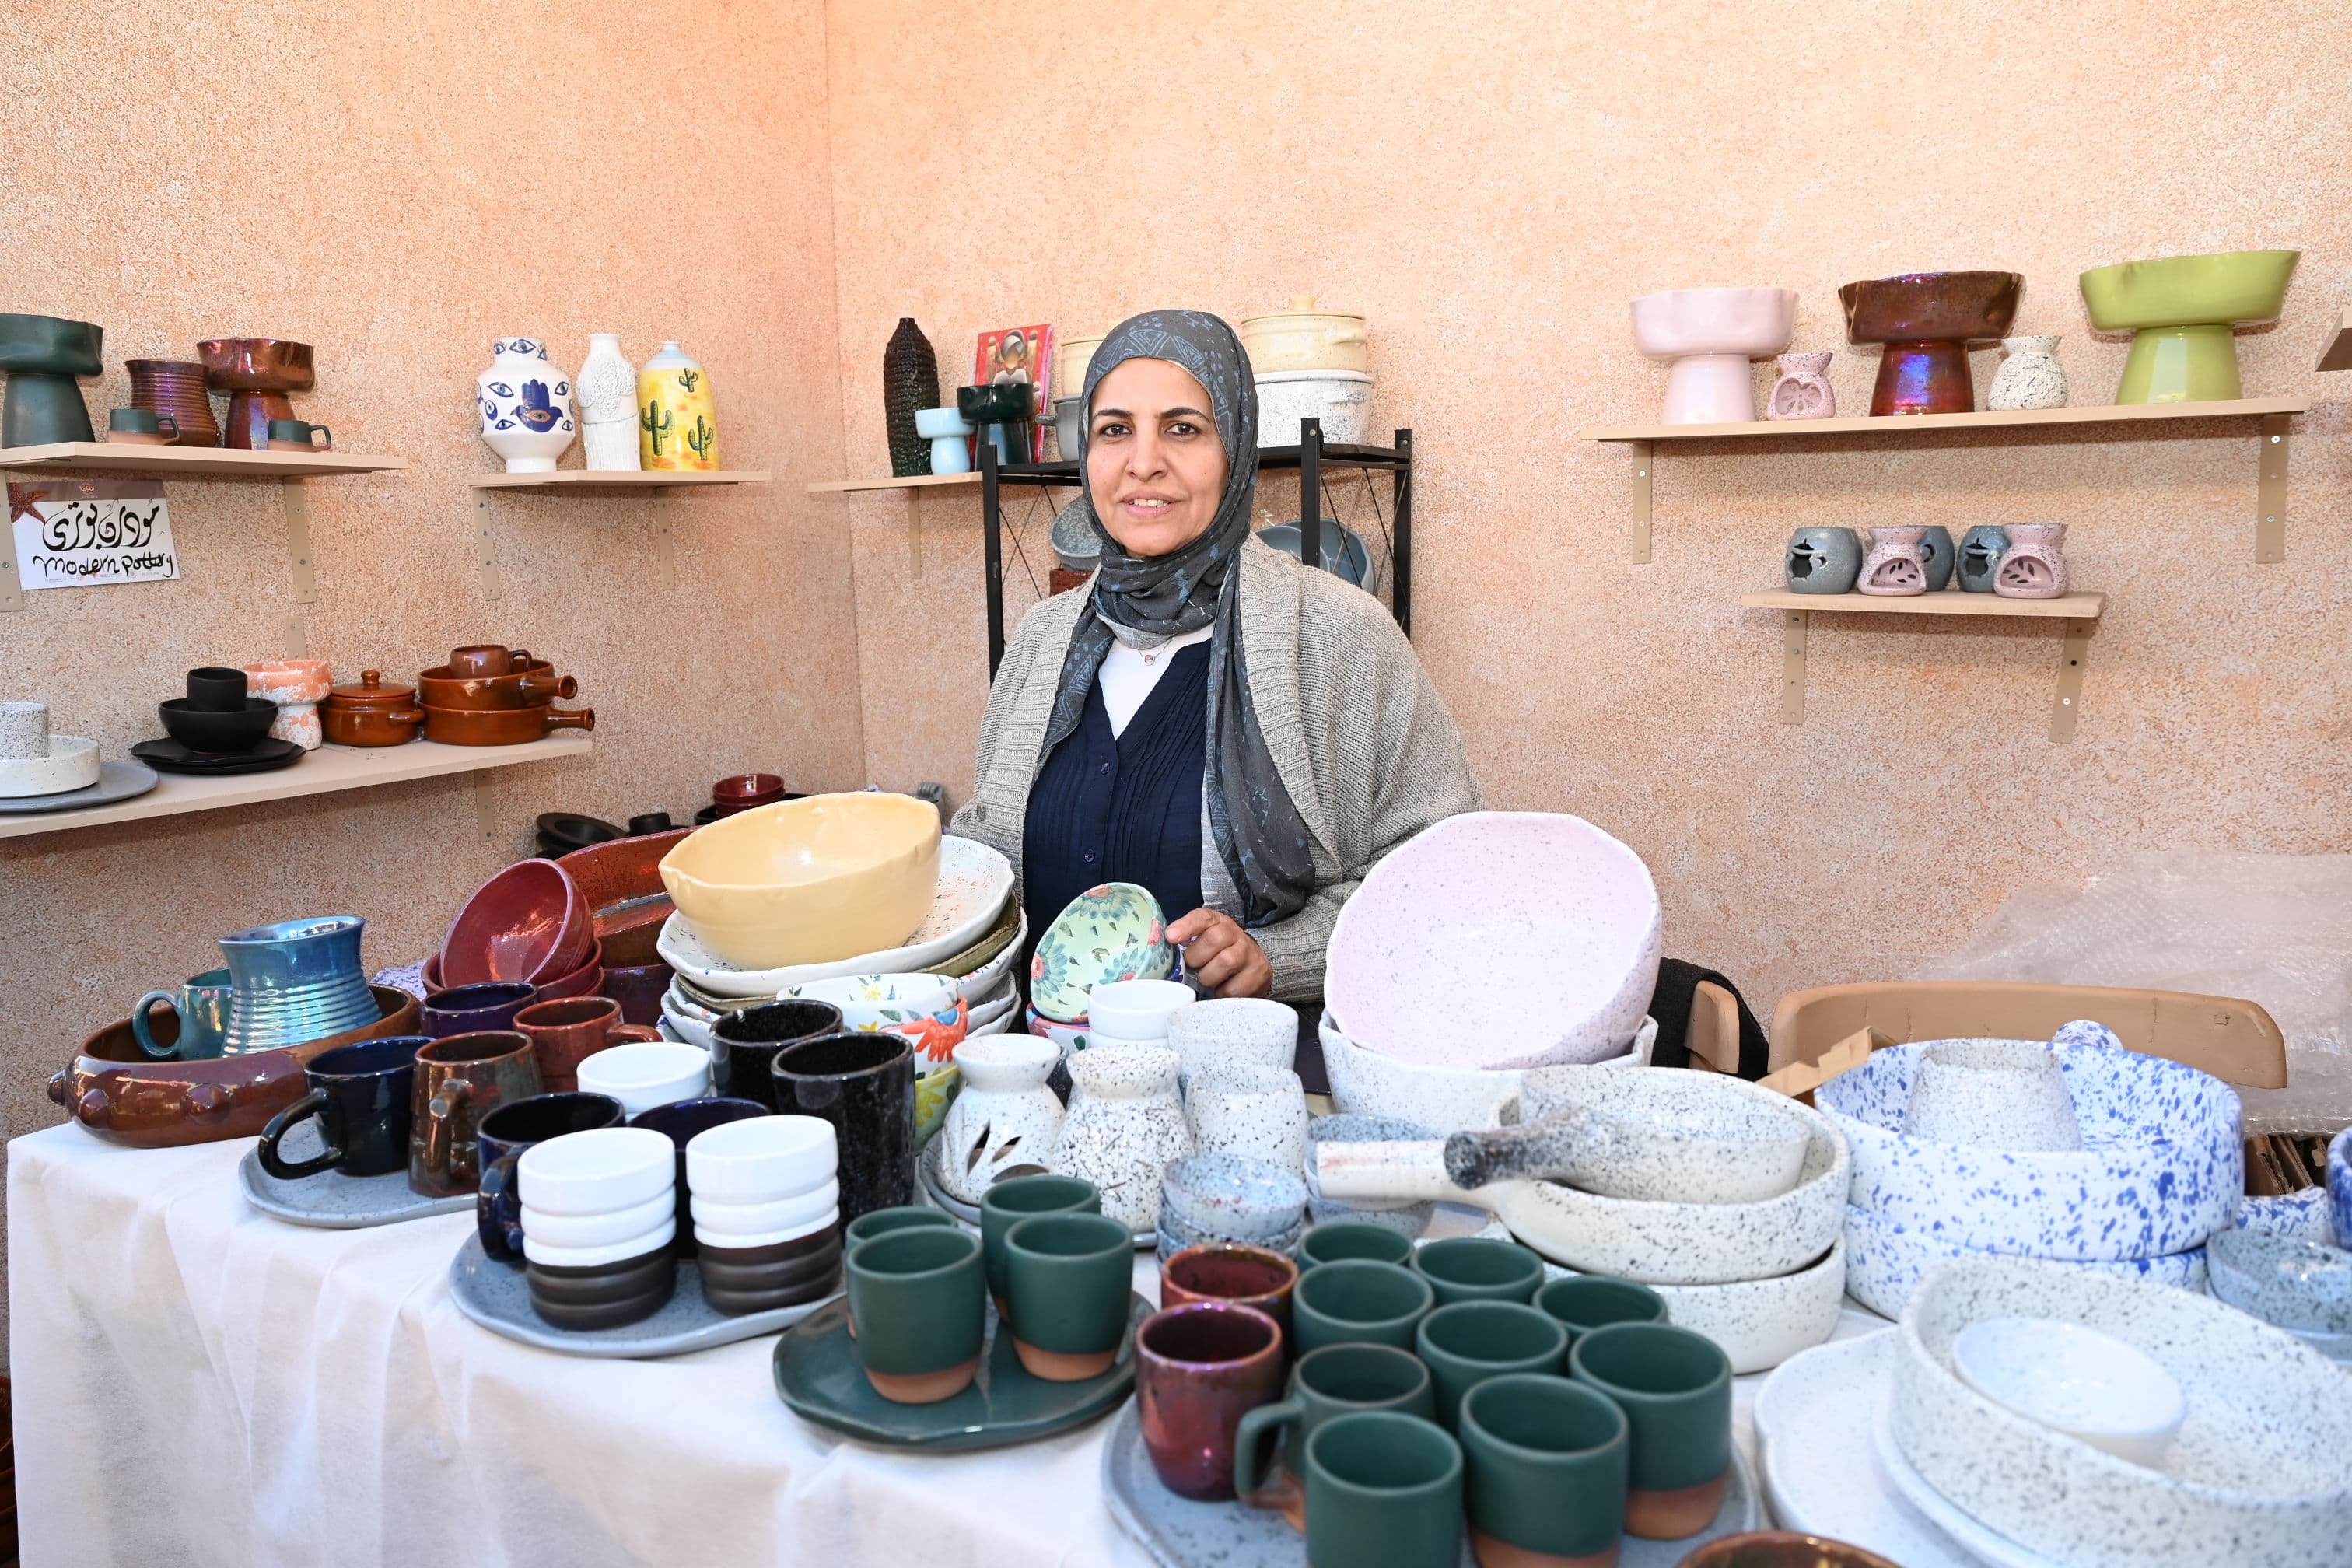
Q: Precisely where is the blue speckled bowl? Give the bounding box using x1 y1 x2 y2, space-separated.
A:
1159 1153 1307 1242
2329 1129 2352 1258
1842 1202 2207 1318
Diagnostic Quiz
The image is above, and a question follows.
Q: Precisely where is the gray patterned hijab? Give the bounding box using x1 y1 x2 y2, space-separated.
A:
1039 310 1317 928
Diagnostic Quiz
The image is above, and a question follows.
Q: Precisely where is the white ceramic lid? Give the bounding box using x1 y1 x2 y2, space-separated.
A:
685 1113 837 1202
521 1215 677 1269
518 1188 677 1249
516 1126 675 1216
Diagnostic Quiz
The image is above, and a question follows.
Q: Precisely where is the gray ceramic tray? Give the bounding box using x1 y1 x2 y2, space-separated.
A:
239 1140 473 1230
919 1140 1156 1248
0 761 158 814
1101 1398 1759 1568
447 1234 830 1359
774 1290 1146 1451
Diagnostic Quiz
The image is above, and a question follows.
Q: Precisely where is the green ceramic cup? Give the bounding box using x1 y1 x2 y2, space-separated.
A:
1570 1321 1733 1540
1303 1411 1464 1568
1535 1274 1668 1346
845 1226 985 1405
1296 1220 1414 1271
1409 1237 1545 1307
1292 1259 1434 1355
845 1206 955 1251
1233 1340 1435 1511
1004 1211 1135 1381
1458 1374 1629 1563
1413 1300 1570 1428
980 1173 1099 1320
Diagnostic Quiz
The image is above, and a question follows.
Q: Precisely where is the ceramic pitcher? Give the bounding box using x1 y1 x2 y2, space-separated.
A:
218 916 376 1053
938 1034 1065 1205
1051 1044 1192 1231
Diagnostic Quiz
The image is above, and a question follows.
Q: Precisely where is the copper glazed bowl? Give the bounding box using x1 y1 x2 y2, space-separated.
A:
419 702 593 747
416 661 579 712
196 338 316 393
560 826 692 967
1836 272 2021 345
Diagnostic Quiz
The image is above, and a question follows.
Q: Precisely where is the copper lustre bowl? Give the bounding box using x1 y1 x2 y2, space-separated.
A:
1838 271 2022 415
196 337 316 392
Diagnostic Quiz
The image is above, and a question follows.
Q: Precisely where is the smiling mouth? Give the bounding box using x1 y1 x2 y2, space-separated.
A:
1120 496 1178 513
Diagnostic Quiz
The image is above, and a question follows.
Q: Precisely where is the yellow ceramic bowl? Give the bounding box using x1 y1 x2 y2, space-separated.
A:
658 792 941 970
2079 249 2301 331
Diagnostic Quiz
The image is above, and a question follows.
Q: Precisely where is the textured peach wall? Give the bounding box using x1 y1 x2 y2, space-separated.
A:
823 0 2352 1010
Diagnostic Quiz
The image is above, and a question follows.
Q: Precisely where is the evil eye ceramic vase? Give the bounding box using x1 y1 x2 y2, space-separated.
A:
1958 525 2010 593
1994 522 2070 599
1857 527 1929 596
478 338 576 473
1783 527 1861 594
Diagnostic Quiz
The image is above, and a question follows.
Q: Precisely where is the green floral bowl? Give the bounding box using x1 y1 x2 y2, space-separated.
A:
1030 883 1173 1024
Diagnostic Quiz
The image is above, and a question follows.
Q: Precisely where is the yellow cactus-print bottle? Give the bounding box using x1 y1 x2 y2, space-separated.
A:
639 341 719 471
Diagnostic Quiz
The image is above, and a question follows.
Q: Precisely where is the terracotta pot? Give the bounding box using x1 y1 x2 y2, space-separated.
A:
323 670 425 747
197 338 314 450
416 661 579 712
562 827 691 967
1240 297 1369 374
420 702 593 747
48 985 421 1148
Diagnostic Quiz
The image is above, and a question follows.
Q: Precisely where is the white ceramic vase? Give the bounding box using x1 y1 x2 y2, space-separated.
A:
576 333 639 471
478 338 576 473
1050 1044 1192 1231
937 1035 1064 1205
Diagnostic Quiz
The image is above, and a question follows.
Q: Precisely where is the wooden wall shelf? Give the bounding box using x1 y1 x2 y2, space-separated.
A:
473 470 769 491
0 443 405 478
2318 310 2352 372
0 735 593 842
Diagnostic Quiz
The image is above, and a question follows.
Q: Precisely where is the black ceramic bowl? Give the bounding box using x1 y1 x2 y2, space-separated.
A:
185 667 253 712
628 812 674 836
536 813 624 851
158 696 278 754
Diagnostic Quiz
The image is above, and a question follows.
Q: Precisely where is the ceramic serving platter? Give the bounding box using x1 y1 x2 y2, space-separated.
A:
1871 1402 2059 1568
240 1145 474 1229
917 1139 1156 1246
658 837 1015 997
772 1291 1146 1451
1101 1398 1759 1568
0 760 158 814
447 1234 829 1358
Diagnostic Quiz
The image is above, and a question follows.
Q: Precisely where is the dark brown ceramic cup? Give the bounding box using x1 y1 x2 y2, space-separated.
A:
1137 1301 1286 1501
515 996 661 1092
409 1031 543 1197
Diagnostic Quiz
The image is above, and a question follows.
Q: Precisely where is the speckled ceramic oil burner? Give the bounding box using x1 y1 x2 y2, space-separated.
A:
1986 335 2067 411
1993 523 2069 598
1052 1045 1193 1232
576 334 639 471
1857 527 1929 595
1957 525 2010 593
1766 352 1836 420
1918 525 1956 592
1784 527 1861 594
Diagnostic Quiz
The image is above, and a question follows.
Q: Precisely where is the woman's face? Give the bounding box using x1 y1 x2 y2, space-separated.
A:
1086 358 1229 558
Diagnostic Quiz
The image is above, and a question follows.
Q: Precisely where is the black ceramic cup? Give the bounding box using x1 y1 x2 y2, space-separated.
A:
715 999 844 1108
474 1090 628 1259
257 1034 428 1179
772 1031 915 1224
423 980 540 1039
185 666 251 712
629 1095 771 1258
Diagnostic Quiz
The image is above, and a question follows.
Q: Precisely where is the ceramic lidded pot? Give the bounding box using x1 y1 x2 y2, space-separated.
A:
1987 335 2067 411
322 670 425 747
576 333 639 471
478 338 576 473
1783 527 1861 595
639 341 717 472
1856 527 1930 596
0 314 103 445
1994 523 2070 598
1957 525 2010 592
1766 352 1836 420
1051 1044 1192 1232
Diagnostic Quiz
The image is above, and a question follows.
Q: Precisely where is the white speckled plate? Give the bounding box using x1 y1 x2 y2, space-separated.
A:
1873 1401 2060 1568
657 836 1014 997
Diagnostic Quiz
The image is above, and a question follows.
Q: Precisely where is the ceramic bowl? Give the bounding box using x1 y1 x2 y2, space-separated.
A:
1650 1239 1846 1375
689 1181 840 1234
684 1114 837 1204
1255 519 1378 592
560 826 691 969
1304 1115 1437 1237
2238 1185 2337 1247
1843 1202 2207 1319
1894 1256 2352 1568
1951 1315 2186 1467
1240 299 1369 374
1158 1211 1305 1262
157 696 278 754
1818 1039 2242 1262
658 792 942 971
966 975 1018 1029
926 901 1026 1001
2329 1128 2352 1253
243 659 331 706
1160 1153 1307 1242
2206 1227 2352 1334
520 1218 676 1271
530 939 605 1003
576 1041 712 1118
1837 272 2022 344
1325 812 1660 1072
1025 1006 1090 1055
1899 1038 2083 1151
1630 286 1799 359
1087 978 1195 1043
1030 882 1174 1024
1168 997 1297 1094
516 1125 676 1215
520 1189 677 1249
915 1060 962 1147
1514 1065 1811 1205
1050 497 1097 571
782 972 966 1065
197 336 314 391
1675 1535 1901 1568
1320 1011 1654 1130
440 859 593 989
2079 248 2301 330
417 662 578 712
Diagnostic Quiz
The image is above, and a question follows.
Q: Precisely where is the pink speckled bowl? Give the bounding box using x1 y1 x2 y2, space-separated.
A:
1325 812 1660 1072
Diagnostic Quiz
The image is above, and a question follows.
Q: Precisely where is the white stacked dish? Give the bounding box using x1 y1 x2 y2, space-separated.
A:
687 1115 838 1250
519 1127 677 1268
1319 1010 1657 1129
577 1041 712 1118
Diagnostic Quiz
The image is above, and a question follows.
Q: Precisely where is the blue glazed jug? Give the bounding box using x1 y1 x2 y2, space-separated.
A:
218 916 376 1053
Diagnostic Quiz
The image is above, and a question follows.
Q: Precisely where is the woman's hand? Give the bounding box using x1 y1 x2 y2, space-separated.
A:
1166 909 1273 998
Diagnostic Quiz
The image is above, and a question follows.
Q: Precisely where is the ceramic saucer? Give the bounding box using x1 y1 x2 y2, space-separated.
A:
447 1234 830 1359
0 760 158 814
917 1139 1155 1247
772 1290 1146 1451
131 736 303 775
240 1144 471 1229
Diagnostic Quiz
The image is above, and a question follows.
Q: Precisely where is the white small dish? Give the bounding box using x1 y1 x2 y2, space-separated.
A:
520 1216 677 1270
688 1180 842 1233
1087 978 1195 1041
1951 1317 2186 1468
517 1188 675 1248
577 1042 712 1118
516 1126 676 1216
684 1114 837 1202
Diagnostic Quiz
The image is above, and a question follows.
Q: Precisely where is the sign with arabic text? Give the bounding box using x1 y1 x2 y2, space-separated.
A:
8 478 179 590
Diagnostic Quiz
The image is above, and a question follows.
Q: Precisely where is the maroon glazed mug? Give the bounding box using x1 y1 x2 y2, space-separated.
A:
1136 1301 1286 1501
1161 1243 1299 1354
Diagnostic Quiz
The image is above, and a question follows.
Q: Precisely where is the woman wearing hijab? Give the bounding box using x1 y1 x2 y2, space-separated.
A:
950 310 1480 1000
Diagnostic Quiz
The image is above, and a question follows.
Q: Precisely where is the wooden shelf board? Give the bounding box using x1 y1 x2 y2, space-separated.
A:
807 472 983 495
0 735 593 842
1580 397 2308 443
473 470 769 491
0 443 405 478
1741 589 2105 619
2318 309 2352 373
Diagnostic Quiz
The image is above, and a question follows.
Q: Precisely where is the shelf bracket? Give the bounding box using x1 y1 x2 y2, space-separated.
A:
2256 415 2288 564
908 488 924 580
1626 441 1653 564
653 494 677 587
2049 621 2093 743
280 478 318 603
473 770 500 843
474 494 501 600
1780 611 1808 724
0 528 21 613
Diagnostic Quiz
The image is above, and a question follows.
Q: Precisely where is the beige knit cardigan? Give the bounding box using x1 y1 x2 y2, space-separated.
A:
949 537 1482 1002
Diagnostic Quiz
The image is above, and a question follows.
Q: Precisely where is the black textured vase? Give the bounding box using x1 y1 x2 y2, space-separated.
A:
883 317 940 478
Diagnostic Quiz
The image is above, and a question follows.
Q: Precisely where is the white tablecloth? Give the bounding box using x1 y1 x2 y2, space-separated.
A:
7 1124 1887 1566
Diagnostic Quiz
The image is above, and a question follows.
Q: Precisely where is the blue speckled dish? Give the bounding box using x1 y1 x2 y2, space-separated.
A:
2207 1227 2352 1335
1160 1153 1307 1241
2329 1129 2352 1258
1841 1202 2207 1319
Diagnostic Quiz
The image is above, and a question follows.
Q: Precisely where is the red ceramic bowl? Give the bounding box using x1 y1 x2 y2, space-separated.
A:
560 827 691 968
439 860 592 989
712 772 785 803
532 939 607 1002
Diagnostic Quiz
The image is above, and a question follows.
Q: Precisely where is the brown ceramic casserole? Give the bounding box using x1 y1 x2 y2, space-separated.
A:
49 984 422 1148
419 702 593 746
416 660 579 711
561 827 692 967
322 670 425 747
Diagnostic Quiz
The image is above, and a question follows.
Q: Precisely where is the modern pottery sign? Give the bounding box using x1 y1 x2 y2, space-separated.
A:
7 479 179 589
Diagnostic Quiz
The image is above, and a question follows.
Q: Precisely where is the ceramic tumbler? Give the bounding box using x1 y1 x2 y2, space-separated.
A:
131 968 234 1061
772 1031 915 1224
1003 1211 1136 1381
1413 1301 1570 1429
257 1035 428 1180
515 996 661 1093
410 1031 544 1197
629 1096 772 1258
1160 1243 1299 1348
218 916 376 1053
1186 1063 1310 1169
474 1091 628 1258
1303 1412 1465 1568
1458 1375 1630 1566
845 1206 955 1251
1409 1238 1545 1307
1535 1275 1668 1347
712 998 843 1108
1136 1302 1287 1500
1570 1321 1734 1540
1234 1342 1436 1526
846 1226 986 1404
423 981 540 1039
980 1173 1101 1320
1292 1259 1435 1355
1784 527 1862 595
1297 1220 1415 1272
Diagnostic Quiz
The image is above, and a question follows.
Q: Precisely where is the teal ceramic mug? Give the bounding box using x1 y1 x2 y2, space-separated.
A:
1296 1220 1415 1271
845 1206 956 1251
1303 1410 1464 1568
845 1226 986 1405
1293 1258 1433 1354
267 417 332 450
1234 1340 1434 1528
131 968 235 1060
1409 1237 1545 1306
980 1172 1098 1321
1412 1300 1569 1428
1004 1210 1135 1381
1535 1274 1668 1346
1459 1374 1629 1564
1570 1321 1733 1540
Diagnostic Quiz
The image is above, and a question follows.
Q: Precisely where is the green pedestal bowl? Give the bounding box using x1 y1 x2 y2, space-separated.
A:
0 314 103 446
2079 249 2299 404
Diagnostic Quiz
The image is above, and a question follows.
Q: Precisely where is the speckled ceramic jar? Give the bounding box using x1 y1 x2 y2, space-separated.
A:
1784 527 1861 594
1993 522 2069 598
1766 352 1836 420
1856 527 1928 596
1986 334 2067 411
1186 1063 1309 1170
1051 1044 1192 1231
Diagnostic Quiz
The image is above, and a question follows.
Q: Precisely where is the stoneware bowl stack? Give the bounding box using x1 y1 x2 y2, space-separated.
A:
1157 1153 1307 1262
2205 1225 2352 1362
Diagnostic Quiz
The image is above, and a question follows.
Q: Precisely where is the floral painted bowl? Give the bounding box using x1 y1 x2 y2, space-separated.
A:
1030 882 1174 1025
782 972 967 1066
1025 1005 1088 1055
915 1061 961 1148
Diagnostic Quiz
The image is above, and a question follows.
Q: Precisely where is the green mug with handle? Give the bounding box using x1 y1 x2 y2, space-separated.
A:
1233 1341 1434 1529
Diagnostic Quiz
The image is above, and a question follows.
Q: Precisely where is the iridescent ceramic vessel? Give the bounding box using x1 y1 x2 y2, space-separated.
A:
1838 272 2022 416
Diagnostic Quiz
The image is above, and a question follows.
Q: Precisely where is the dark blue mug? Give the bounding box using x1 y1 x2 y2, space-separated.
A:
474 1090 628 1259
257 1034 429 1179
423 981 539 1039
630 1097 772 1256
